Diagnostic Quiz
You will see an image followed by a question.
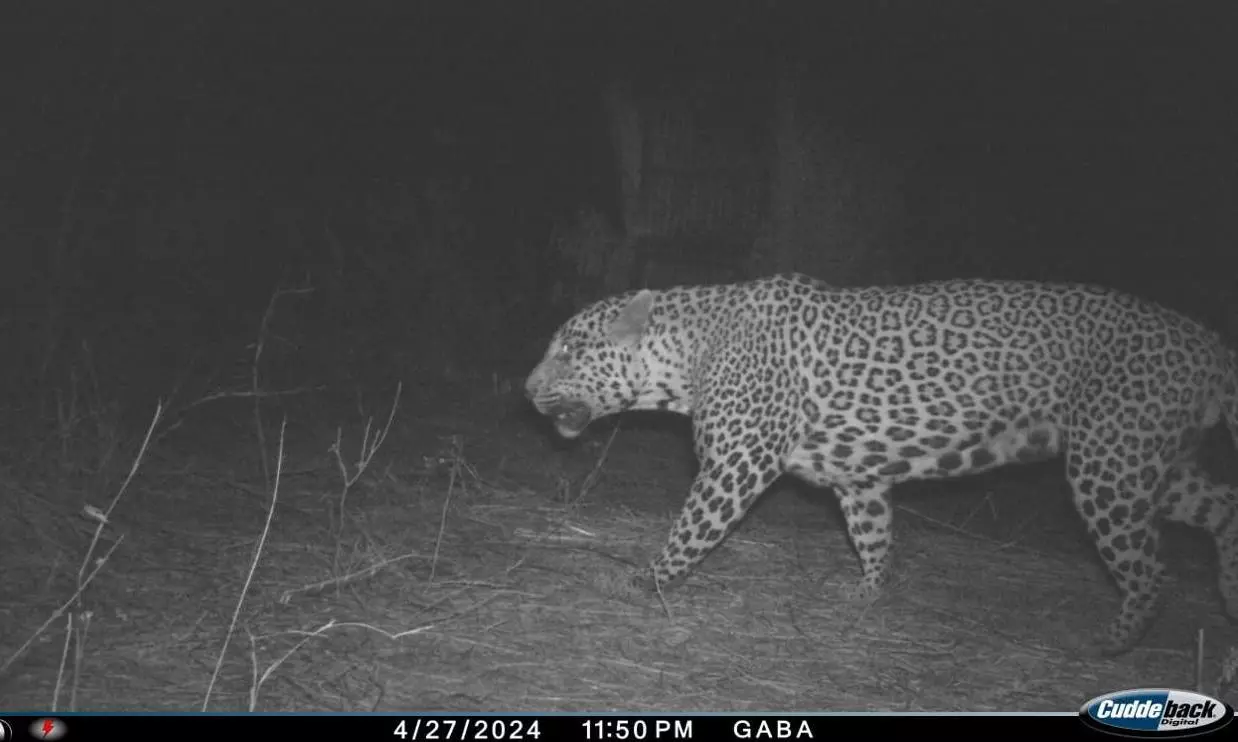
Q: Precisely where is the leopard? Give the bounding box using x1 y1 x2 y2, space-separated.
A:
524 272 1238 656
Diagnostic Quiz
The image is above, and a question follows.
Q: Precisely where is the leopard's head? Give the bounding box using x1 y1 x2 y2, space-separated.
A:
525 289 655 439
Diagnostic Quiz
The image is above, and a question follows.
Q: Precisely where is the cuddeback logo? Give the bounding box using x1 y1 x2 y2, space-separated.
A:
1080 688 1234 738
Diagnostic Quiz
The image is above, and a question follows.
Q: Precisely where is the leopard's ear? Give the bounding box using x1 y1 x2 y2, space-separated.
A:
608 290 654 347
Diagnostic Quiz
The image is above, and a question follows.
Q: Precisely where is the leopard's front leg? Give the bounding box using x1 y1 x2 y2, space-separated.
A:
634 444 784 592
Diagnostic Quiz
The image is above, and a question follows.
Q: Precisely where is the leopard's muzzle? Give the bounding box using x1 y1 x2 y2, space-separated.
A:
528 390 593 439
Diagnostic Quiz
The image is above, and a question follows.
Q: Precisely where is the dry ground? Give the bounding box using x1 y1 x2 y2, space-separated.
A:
2 382 1237 712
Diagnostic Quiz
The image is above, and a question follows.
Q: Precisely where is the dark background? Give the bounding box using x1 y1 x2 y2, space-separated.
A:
3 1 1238 713
4 0 1237 410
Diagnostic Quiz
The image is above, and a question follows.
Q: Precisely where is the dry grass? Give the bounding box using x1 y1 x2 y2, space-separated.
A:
2 381 1237 712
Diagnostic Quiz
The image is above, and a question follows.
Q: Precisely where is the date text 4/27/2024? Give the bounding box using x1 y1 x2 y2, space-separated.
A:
391 717 818 740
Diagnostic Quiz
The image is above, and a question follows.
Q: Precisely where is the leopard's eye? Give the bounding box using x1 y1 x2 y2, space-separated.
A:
555 343 572 361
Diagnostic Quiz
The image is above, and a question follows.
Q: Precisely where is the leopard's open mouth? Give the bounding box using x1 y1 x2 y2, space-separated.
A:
548 402 592 439
529 389 593 439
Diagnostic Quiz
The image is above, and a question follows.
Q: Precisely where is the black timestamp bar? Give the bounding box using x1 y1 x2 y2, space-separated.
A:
0 711 1184 741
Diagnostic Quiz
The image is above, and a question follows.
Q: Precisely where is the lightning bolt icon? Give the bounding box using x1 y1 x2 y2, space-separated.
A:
41 720 54 738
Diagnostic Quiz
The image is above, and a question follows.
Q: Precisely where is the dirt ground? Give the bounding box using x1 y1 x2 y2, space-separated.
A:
2 381 1237 713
